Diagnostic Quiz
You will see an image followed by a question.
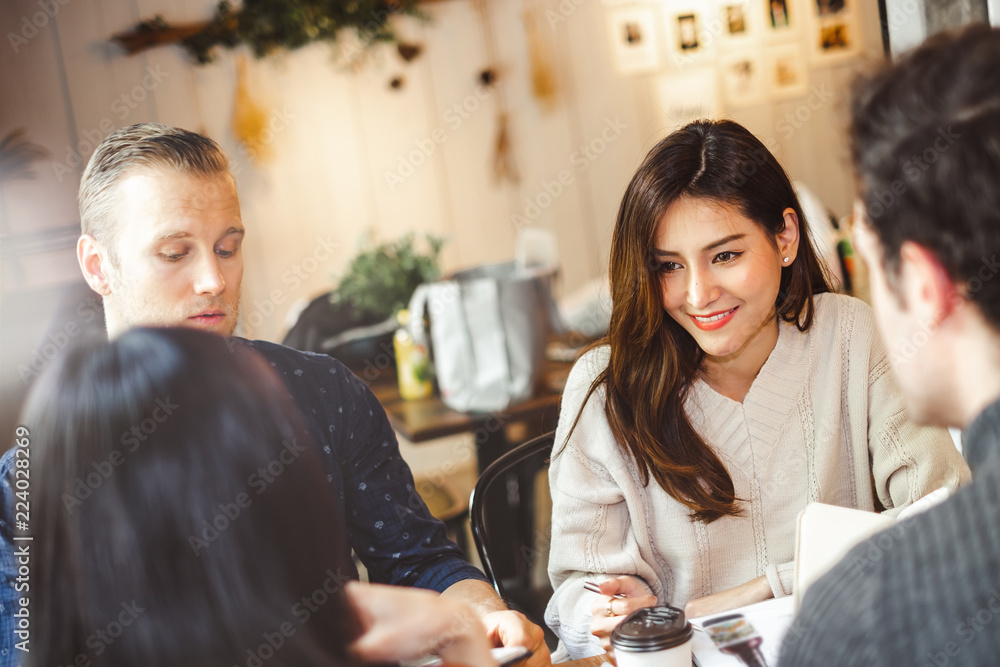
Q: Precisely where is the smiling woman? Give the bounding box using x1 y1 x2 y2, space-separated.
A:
572 119 830 524
544 119 972 660
654 197 799 395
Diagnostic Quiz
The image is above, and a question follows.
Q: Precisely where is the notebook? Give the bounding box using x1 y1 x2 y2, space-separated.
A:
793 489 951 611
689 490 951 665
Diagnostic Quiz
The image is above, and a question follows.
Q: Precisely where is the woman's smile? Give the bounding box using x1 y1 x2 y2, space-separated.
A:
689 306 739 330
655 197 791 361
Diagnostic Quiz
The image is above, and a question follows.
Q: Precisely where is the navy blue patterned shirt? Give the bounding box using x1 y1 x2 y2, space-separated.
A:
0 337 486 665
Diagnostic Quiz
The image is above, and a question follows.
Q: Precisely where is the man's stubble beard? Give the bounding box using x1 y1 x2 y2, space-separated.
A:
106 265 240 336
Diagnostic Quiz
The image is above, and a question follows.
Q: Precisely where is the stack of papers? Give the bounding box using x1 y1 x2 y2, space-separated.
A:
690 597 795 667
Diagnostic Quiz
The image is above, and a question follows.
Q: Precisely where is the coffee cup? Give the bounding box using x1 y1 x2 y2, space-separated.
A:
610 606 693 667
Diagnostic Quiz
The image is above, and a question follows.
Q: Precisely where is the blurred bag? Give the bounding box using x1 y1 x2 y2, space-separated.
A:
407 262 559 413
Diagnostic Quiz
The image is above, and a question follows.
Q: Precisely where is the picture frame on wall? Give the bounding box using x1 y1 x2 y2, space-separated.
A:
815 0 845 15
663 4 716 68
767 0 795 34
767 43 809 99
719 51 766 108
724 3 748 34
806 0 861 64
606 5 662 75
716 0 761 50
678 13 700 50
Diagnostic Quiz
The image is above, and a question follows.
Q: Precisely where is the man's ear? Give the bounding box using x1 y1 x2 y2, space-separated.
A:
898 241 959 326
78 235 113 296
777 207 800 264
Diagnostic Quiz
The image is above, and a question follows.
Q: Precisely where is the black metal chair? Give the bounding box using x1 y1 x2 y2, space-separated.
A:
470 431 557 647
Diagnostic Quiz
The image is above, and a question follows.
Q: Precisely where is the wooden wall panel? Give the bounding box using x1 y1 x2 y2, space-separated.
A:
231 49 362 339
355 30 450 248
2 0 881 344
557 0 647 280
491 0 591 295
421 1 517 273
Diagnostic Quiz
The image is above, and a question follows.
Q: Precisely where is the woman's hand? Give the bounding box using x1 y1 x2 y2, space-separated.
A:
345 581 497 667
588 576 658 653
683 575 773 619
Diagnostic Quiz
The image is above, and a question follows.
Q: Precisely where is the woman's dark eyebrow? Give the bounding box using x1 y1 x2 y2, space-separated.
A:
653 233 746 257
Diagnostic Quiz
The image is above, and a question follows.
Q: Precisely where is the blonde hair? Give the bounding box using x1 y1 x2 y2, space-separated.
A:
78 123 230 260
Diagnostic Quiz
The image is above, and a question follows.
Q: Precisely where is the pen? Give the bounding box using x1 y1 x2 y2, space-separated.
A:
583 580 627 598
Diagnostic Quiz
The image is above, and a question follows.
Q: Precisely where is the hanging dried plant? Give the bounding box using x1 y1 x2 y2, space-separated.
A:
397 41 422 62
523 3 557 110
493 112 519 184
112 0 427 65
232 57 273 162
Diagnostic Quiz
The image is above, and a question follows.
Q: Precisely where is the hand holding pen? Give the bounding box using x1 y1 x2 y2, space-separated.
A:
585 576 658 653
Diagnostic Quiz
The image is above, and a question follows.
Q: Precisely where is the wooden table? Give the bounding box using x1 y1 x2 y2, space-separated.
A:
366 358 572 472
562 655 614 667
364 352 575 573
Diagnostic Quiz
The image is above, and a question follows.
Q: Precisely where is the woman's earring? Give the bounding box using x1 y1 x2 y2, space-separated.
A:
783 257 789 264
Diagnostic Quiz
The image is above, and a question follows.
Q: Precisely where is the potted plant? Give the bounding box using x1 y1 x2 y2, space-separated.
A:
282 233 444 372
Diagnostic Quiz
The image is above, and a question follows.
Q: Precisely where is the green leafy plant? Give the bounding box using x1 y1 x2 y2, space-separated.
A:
112 1 426 65
332 233 445 324
185 0 425 64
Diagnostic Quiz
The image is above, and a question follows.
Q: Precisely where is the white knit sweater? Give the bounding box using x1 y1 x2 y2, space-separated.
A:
545 293 971 659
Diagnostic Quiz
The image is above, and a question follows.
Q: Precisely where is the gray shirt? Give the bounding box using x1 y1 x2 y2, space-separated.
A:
779 397 1000 666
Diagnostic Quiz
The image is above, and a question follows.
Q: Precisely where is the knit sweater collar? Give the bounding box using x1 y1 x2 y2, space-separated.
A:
685 315 810 469
689 313 808 410
963 396 1000 473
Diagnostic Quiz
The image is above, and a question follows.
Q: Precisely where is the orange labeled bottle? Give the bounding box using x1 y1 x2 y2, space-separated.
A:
393 309 433 400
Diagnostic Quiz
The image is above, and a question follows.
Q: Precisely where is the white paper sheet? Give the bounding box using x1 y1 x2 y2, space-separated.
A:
690 596 795 667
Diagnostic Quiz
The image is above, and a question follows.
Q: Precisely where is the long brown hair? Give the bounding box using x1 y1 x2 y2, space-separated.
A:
569 119 831 523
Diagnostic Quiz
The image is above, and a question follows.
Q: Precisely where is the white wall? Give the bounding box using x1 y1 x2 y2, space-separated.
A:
0 0 883 435
1 0 646 340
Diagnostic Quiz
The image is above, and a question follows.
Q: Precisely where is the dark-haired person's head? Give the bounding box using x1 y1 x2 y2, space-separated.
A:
850 24 1000 426
596 119 831 522
22 327 357 667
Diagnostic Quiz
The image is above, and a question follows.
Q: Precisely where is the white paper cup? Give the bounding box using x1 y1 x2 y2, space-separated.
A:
611 606 693 667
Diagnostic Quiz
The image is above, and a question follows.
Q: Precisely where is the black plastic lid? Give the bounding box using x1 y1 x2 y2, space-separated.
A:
610 606 694 652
